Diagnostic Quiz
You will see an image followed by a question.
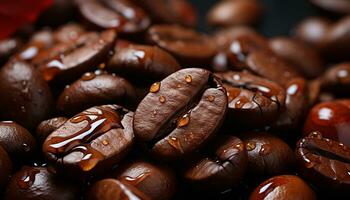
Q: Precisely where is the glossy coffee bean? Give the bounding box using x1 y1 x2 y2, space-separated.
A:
0 145 12 188
296 132 350 192
0 60 53 129
53 23 86 44
107 44 181 82
310 0 350 15
320 63 350 96
5 166 79 200
269 37 324 79
147 25 217 67
116 161 176 200
240 132 295 177
207 0 262 27
0 121 37 163
87 179 151 200
216 71 285 129
133 68 227 161
36 117 68 144
249 175 316 200
184 135 247 191
43 105 134 177
39 29 116 85
0 37 22 65
77 0 150 34
303 100 350 146
57 71 136 116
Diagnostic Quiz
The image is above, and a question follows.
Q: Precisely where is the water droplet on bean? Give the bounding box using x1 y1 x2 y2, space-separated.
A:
150 82 161 93
259 144 271 155
102 140 109 146
159 95 166 103
246 142 256 151
185 75 192 83
207 95 215 102
167 137 183 153
177 113 190 127
81 72 96 81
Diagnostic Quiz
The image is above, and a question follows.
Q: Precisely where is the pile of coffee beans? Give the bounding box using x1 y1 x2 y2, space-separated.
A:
0 0 350 199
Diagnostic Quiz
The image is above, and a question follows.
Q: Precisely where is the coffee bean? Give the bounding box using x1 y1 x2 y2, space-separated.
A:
249 175 316 200
216 71 285 129
0 60 53 129
77 0 150 34
184 135 247 192
0 121 37 163
115 161 176 200
320 63 350 96
134 68 227 161
207 0 262 27
0 145 12 188
147 25 217 67
43 105 134 177
57 72 136 116
36 117 68 144
87 178 151 200
107 44 181 83
5 166 79 200
296 132 350 193
310 0 350 15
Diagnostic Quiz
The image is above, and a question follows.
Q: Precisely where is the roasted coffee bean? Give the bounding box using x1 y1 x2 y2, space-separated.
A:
38 30 116 85
53 23 86 44
216 71 285 129
133 68 227 161
240 132 295 177
0 37 22 65
147 25 217 67
0 121 37 163
296 132 350 193
36 117 68 144
310 0 350 15
115 161 176 200
207 0 262 27
5 166 79 200
57 72 136 116
249 175 316 200
184 135 247 192
107 44 181 82
87 179 151 200
303 100 350 146
320 63 350 96
269 37 324 79
43 105 134 177
0 145 12 188
131 0 197 27
77 0 150 34
0 60 53 129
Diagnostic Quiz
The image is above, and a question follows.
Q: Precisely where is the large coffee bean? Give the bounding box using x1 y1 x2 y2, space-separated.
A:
0 145 12 188
147 25 217 67
43 105 134 177
310 0 350 15
5 166 79 200
36 117 68 144
216 71 285 129
320 63 350 96
77 0 150 33
296 132 350 193
57 72 136 116
133 68 227 161
184 135 247 192
0 60 53 129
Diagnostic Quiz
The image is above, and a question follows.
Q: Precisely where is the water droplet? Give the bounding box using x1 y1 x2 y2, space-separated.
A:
259 144 271 155
152 110 157 117
207 95 215 102
309 131 323 139
235 143 244 151
185 75 192 83
99 63 106 69
347 171 350 176
121 172 151 186
176 84 182 88
22 143 30 152
65 85 70 89
167 137 184 153
177 114 190 127
81 72 96 81
159 95 166 103
246 142 256 151
150 82 161 93
102 140 109 146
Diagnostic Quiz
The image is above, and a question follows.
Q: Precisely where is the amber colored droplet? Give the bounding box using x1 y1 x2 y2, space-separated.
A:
309 131 323 139
185 75 192 83
176 84 182 88
159 95 166 103
99 63 106 69
167 137 184 153
22 143 30 152
81 72 96 81
150 82 161 93
121 172 151 186
207 95 215 102
177 114 190 127
102 140 109 146
246 142 256 151
259 144 271 155
235 143 244 151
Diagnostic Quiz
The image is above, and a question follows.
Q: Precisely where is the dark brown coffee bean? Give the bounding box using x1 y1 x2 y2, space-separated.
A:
115 161 176 200
36 117 68 144
87 179 151 200
5 166 79 200
240 132 295 177
38 30 116 85
0 145 12 188
0 37 22 65
53 23 86 44
207 0 262 27
0 60 53 129
320 63 350 96
43 105 134 177
184 135 247 192
147 25 217 67
296 132 350 192
216 71 286 129
134 68 227 161
0 121 37 163
57 72 136 116
310 0 350 15
77 0 150 34
107 44 181 82
269 37 324 79
249 175 316 200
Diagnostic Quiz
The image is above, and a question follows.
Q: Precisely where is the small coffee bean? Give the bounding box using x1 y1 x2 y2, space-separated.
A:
0 145 12 188
36 117 68 144
320 63 350 96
